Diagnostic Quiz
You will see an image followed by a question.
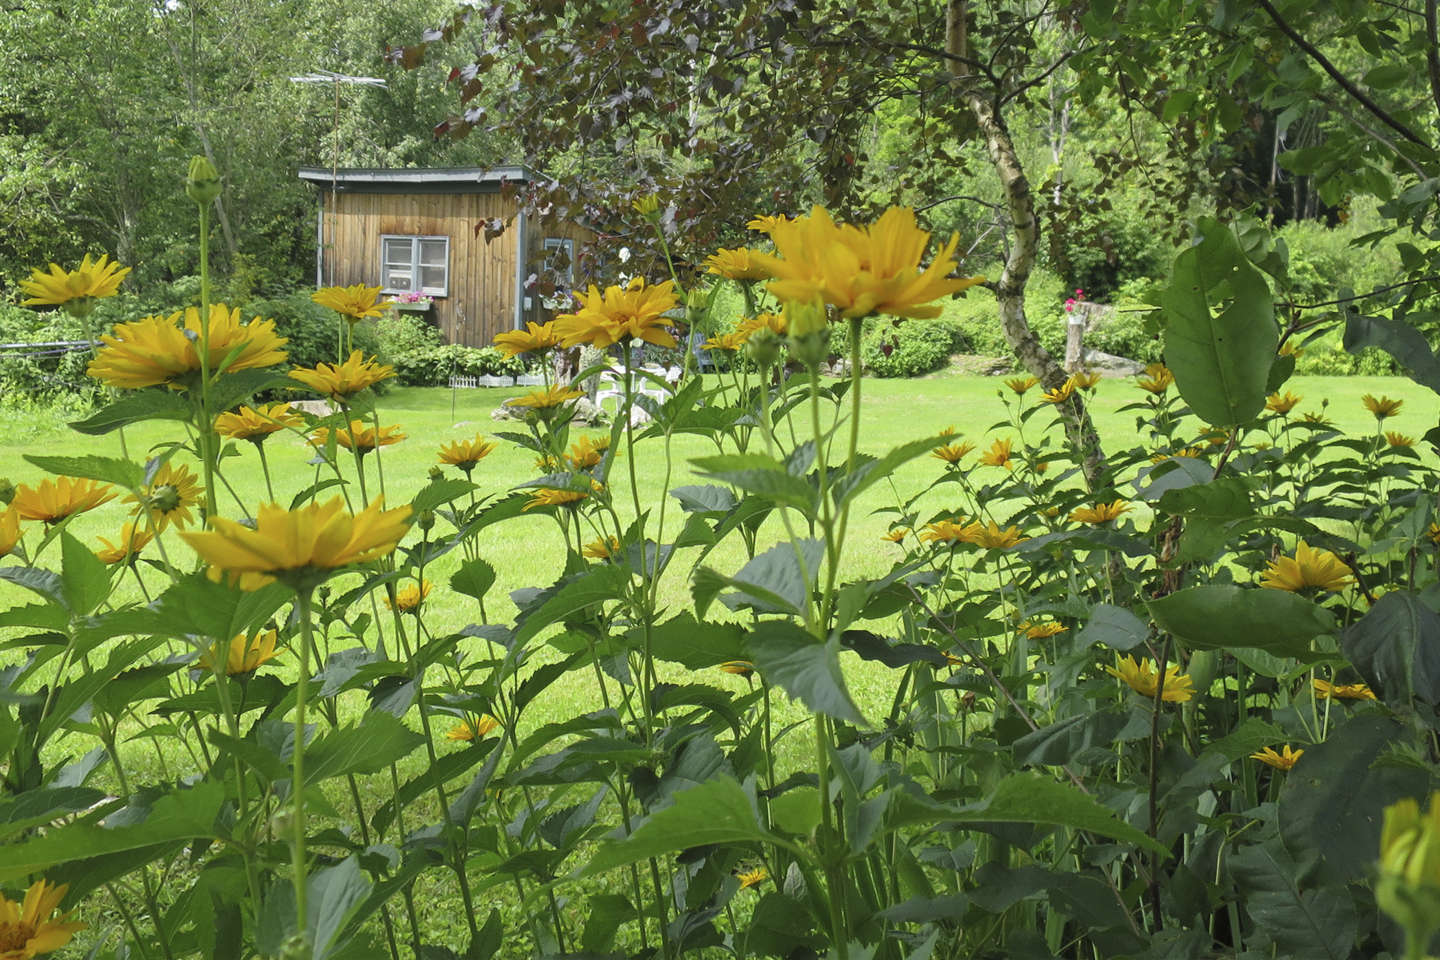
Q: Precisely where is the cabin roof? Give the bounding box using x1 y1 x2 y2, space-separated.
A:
298 165 537 194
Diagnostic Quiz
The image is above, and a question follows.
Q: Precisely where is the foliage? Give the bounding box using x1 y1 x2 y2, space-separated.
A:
387 344 528 386
860 317 968 378
0 304 100 406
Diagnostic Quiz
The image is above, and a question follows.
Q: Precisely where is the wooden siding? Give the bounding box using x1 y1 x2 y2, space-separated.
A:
321 191 517 348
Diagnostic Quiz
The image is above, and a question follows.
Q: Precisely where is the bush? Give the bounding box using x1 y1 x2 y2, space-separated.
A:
244 290 381 371
376 312 443 360
861 317 968 377
388 344 527 386
0 302 101 405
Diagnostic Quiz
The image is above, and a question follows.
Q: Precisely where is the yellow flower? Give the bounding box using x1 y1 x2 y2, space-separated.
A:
1105 656 1195 702
438 435 498 471
1428 523 1440 545
180 497 411 591
1039 379 1076 404
583 536 622 559
720 661 756 677
736 312 787 339
215 403 304 442
703 332 747 352
1069 500 1132 525
289 350 396 401
1136 364 1174 394
1254 441 1272 451
94 522 153 565
0 879 86 958
510 385 585 410
1069 371 1103 390
1150 447 1204 463
881 528 908 543
749 205 985 320
1279 340 1305 358
567 435 611 470
746 214 791 233
447 715 501 742
705 248 773 281
88 305 289 390
959 520 1029 549
1021 621 1066 639
312 283 393 320
978 438 1014 469
523 488 588 511
633 195 660 217
1260 540 1354 592
1005 375 1039 395
1251 745 1304 771
535 454 563 474
1363 394 1404 419
920 519 968 543
931 440 977 464
1386 431 1416 448
1313 679 1377 701
385 580 433 612
1031 459 1050 474
11 476 115 523
0 508 23 558
1204 431 1230 447
736 866 768 889
1266 391 1302 415
201 630 282 676
493 321 560 358
1300 411 1334 426
19 254 129 306
553 278 681 349
123 462 203 531
311 421 407 453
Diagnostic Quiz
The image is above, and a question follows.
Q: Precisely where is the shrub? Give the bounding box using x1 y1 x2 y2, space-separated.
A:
861 317 968 377
0 302 101 405
388 344 527 386
376 312 443 359
244 290 381 371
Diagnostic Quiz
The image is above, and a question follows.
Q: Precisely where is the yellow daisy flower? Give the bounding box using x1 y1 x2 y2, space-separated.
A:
583 536 622 559
509 385 586 409
1362 394 1403 419
736 866 768 889
447 715 501 741
978 438 1014 469
1265 391 1302 415
215 403 304 442
1251 745 1304 771
1005 375 1039 395
1021 621 1066 639
385 580 433 612
746 214 791 233
523 488 589 512
1069 499 1132 525
1313 679 1377 701
289 350 396 402
0 879 86 958
959 520 1029 549
493 321 560 358
1039 379 1076 404
438 435 498 471
94 522 153 565
720 661 756 677
553 277 681 349
311 421 407 454
705 248 773 281
920 519 968 543
19 253 129 306
11 476 115 524
932 439 977 464
1136 364 1174 394
1069 371 1103 391
736 312 787 339
703 332 747 352
88 305 289 391
180 497 411 591
201 629 282 676
881 528 908 543
1279 340 1305 357
1105 655 1195 702
567 435 611 470
1260 541 1354 593
312 283 393 320
1386 431 1416 448
1150 447 1205 463
123 462 203 531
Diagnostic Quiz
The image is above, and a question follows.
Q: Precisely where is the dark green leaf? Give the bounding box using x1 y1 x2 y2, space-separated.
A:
1013 712 1128 767
451 559 497 604
690 453 817 512
0 787 107 841
1077 604 1149 651
303 713 427 786
411 478 478 515
745 620 866 726
69 391 193 435
1342 309 1440 394
24 454 144 489
0 567 66 608
946 775 1168 855
513 565 628 645
1340 591 1440 709
1230 838 1356 958
1147 585 1333 656
643 613 749 669
61 531 112 617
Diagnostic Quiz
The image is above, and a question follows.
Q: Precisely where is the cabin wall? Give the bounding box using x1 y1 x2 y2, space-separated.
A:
320 191 517 348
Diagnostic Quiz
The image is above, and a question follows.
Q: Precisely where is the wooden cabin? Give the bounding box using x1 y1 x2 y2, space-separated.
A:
298 166 596 348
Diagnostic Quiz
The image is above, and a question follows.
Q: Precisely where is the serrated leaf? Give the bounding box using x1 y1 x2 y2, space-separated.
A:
24 454 144 489
69 391 193 435
745 620 865 725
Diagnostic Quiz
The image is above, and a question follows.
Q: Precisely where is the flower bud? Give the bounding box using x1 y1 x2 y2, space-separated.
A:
686 284 710 328
418 510 436 532
427 465 445 481
783 299 828 339
148 484 181 515
1377 793 1440 948
788 326 831 371
186 156 223 204
745 328 782 367
0 478 14 505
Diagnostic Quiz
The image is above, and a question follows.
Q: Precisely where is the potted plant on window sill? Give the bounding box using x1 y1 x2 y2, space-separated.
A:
391 292 435 313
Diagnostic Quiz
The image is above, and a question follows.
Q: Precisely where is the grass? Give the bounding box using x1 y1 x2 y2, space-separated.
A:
1 371 1433 954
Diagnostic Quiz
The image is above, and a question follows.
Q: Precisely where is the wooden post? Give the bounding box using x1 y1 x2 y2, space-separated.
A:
1065 310 1085 372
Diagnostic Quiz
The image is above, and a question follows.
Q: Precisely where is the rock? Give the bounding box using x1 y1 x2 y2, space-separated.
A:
1079 348 1145 378
290 399 334 417
491 396 609 426
628 405 653 427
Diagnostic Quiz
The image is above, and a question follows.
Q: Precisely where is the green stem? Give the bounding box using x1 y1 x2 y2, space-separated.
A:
197 202 219 524
293 587 317 945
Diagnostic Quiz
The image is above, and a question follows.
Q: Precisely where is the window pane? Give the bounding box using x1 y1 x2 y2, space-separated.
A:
418 266 446 294
419 239 447 267
385 268 413 291
383 238 413 265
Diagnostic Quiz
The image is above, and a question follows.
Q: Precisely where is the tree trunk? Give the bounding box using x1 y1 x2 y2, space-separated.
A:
946 1 1107 489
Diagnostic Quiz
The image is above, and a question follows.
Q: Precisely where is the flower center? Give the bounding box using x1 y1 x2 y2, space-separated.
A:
0 920 36 952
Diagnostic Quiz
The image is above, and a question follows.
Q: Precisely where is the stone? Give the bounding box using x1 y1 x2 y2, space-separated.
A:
491 396 609 426
1080 348 1146 378
290 399 333 417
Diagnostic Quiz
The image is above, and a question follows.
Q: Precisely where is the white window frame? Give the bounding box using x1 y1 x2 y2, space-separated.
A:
380 235 450 297
541 238 575 289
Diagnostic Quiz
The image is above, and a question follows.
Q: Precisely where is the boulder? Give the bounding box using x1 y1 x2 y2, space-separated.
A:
1080 348 1146 378
491 396 609 427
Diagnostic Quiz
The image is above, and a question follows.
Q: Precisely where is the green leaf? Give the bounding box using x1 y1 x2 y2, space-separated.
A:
210 370 291 413
0 787 107 842
1161 217 1277 426
744 892 823 957
744 620 866 726
581 775 777 876
1278 715 1430 888
24 454 145 489
1012 711 1128 767
1230 838 1356 959
307 856 370 960
643 613 749 669
150 573 290 641
697 539 823 617
690 453 817 512
579 895 634 955
512 565 629 645
61 531 112 617
69 391 193 435
1157 477 1253 520
0 780 225 881
0 603 70 631
947 775 1168 855
303 713 427 786
0 567 66 608
1340 591 1440 709
450 559 497 604
1342 309 1440 394
1076 603 1149 651
410 478 478 515
670 484 738 514
1146 585 1333 656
